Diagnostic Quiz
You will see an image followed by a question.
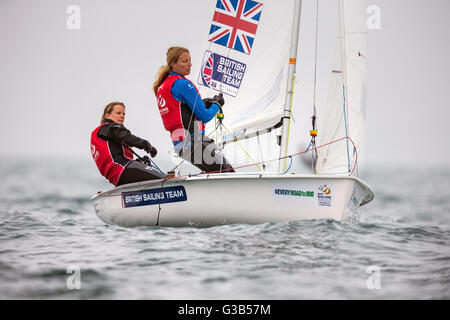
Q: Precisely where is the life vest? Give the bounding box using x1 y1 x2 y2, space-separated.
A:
90 123 133 186
156 74 205 142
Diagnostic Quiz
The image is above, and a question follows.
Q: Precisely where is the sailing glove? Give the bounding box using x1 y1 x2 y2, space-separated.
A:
203 98 214 109
212 94 225 108
147 145 158 158
137 140 157 157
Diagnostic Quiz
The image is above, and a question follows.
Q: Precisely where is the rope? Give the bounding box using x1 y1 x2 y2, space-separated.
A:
220 122 263 172
214 115 219 146
148 158 163 174
188 135 358 176
338 0 351 173
155 178 165 226
121 143 165 174
256 134 266 171
282 156 293 175
342 85 351 173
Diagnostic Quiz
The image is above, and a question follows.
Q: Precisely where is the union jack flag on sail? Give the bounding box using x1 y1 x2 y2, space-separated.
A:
208 0 264 55
201 53 214 86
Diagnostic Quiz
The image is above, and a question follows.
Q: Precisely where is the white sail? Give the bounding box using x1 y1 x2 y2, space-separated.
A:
195 0 295 147
315 0 368 174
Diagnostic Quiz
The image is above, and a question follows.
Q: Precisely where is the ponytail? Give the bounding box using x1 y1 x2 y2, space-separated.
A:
153 65 171 95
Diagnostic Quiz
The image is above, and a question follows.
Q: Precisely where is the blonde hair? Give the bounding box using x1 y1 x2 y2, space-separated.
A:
100 102 125 124
153 46 189 95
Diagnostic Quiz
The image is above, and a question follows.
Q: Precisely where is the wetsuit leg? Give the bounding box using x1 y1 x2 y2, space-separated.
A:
180 136 234 173
117 161 167 186
198 139 235 173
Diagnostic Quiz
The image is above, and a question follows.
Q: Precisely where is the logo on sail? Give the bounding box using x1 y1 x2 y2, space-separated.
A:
208 0 264 55
317 185 332 206
198 50 246 97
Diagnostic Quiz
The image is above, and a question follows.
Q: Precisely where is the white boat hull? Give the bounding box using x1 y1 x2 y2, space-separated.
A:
91 174 374 228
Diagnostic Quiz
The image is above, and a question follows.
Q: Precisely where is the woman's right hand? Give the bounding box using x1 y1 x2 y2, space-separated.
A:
148 145 158 158
202 98 214 109
144 142 158 157
137 140 157 157
212 93 225 108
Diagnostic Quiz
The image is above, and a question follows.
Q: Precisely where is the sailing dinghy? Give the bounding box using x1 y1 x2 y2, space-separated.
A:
92 0 374 228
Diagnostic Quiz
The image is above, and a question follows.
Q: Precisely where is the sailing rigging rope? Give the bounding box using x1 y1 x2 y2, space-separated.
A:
188 135 358 176
215 114 219 146
121 143 165 175
256 134 266 171
148 157 163 174
304 140 315 173
342 86 351 173
220 122 263 172
178 75 200 165
155 178 165 226
337 0 352 173
167 119 220 175
282 156 293 175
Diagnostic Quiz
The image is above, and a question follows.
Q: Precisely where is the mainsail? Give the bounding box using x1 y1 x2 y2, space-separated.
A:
315 0 368 174
195 0 296 170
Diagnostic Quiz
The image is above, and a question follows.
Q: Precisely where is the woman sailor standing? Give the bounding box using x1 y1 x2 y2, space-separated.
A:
153 46 234 173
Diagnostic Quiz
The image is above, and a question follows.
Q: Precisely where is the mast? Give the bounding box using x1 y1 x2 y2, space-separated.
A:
278 0 302 173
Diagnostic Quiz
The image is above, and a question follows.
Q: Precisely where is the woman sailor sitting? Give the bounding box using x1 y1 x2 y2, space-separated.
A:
90 102 166 186
153 46 234 174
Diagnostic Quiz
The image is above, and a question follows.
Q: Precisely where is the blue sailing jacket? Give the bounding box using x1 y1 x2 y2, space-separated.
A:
170 72 220 123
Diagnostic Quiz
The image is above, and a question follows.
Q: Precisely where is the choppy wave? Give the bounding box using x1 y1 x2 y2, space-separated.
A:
0 158 449 299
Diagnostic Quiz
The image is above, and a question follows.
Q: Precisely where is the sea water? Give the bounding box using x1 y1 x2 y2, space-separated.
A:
0 156 449 299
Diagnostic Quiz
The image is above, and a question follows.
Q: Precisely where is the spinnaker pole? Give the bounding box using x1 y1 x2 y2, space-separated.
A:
278 0 303 173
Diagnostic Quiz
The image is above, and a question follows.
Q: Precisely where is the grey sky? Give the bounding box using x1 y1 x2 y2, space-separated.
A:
0 0 449 168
